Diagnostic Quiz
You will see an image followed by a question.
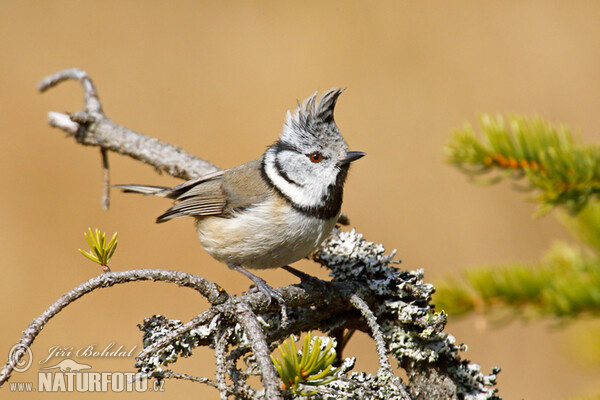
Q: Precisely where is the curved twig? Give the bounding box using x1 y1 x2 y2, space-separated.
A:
38 68 103 114
39 69 221 181
348 293 392 374
101 147 111 210
0 269 227 385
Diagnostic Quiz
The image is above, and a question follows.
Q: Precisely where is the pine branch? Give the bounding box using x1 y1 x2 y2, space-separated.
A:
446 114 600 215
440 115 600 321
435 240 600 319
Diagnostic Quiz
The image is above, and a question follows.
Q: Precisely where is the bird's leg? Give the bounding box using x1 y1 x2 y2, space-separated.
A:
228 264 285 306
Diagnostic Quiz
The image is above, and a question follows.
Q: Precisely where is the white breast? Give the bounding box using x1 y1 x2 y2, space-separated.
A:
196 196 338 269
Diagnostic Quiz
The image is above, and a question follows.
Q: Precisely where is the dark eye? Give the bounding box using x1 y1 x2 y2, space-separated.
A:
308 152 323 163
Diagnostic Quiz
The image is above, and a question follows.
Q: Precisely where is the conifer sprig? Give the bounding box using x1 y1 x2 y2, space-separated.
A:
435 243 600 319
435 203 600 320
446 115 600 214
270 332 339 396
78 228 117 272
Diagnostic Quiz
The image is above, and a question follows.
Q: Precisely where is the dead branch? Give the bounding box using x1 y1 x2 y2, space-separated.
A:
39 68 220 181
0 269 227 385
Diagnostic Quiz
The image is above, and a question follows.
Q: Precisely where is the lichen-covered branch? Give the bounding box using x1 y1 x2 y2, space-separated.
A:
315 229 500 400
234 300 282 399
0 269 227 385
0 69 503 399
215 326 230 400
348 293 392 374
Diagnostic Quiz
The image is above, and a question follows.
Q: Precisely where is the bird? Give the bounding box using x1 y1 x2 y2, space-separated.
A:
115 89 365 304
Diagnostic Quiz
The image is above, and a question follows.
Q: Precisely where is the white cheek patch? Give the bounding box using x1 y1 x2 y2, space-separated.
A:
264 151 332 208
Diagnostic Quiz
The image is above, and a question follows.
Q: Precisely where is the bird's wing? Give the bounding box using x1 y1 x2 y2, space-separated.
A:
156 158 271 223
164 170 225 199
156 178 226 222
220 158 272 211
114 170 225 199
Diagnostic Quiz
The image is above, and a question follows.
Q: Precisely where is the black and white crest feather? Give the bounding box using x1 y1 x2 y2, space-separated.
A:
280 89 345 148
260 89 352 219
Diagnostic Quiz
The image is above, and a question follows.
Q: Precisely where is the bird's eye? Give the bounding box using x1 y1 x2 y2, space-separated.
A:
308 152 323 163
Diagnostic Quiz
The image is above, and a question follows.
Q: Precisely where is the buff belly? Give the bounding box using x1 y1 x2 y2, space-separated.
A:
195 197 337 269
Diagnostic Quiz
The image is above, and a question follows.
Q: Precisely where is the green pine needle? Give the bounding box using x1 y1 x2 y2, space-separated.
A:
78 228 118 271
270 332 339 396
434 240 600 320
446 114 600 215
439 114 600 322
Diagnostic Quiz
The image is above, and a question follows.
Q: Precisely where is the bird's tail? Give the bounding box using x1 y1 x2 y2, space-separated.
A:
113 184 172 197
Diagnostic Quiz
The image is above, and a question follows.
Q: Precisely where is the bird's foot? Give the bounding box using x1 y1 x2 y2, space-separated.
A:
252 275 286 306
250 278 288 328
228 264 288 327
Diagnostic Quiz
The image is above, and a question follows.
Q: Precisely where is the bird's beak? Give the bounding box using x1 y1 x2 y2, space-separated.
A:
340 151 366 165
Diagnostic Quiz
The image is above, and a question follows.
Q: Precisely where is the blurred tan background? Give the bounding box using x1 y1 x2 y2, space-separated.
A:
2 1 600 399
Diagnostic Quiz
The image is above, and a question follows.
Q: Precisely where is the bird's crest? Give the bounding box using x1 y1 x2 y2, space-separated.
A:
280 89 345 147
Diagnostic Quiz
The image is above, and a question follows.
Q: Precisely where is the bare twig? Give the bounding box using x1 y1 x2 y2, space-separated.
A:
101 148 110 210
348 294 392 374
215 326 230 400
39 69 220 181
234 300 282 400
158 370 255 399
156 370 219 388
0 269 227 385
47 111 79 134
38 68 102 114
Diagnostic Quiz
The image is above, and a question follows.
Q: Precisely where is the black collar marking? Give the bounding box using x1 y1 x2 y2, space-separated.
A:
260 154 348 220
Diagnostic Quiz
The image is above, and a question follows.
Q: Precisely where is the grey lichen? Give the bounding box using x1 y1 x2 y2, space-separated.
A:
316 370 410 400
314 228 501 400
132 229 500 399
136 315 218 374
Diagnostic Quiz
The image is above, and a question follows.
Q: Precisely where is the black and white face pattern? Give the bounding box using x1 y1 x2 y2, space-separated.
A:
261 89 352 219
